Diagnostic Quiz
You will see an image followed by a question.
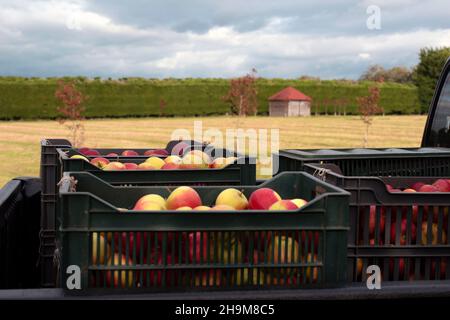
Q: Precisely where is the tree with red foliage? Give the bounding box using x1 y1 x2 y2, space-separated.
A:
357 82 383 147
223 69 258 116
159 98 167 116
55 80 87 147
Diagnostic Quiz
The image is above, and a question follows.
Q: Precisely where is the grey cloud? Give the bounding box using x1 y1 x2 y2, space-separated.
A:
0 0 449 78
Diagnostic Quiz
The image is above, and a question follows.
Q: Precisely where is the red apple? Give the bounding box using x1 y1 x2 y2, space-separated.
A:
140 254 178 287
166 186 202 210
431 258 447 280
301 231 320 251
106 152 119 157
386 184 393 191
144 149 169 156
90 157 110 169
389 257 406 280
124 162 139 170
390 219 417 245
161 162 180 170
419 184 439 192
79 147 91 154
368 205 386 238
121 150 139 156
188 232 210 263
433 179 450 192
84 149 100 156
412 182 425 192
403 188 416 193
248 188 282 210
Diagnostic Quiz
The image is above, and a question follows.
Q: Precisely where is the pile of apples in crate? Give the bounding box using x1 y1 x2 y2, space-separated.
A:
365 178 450 246
91 187 317 288
356 178 450 280
71 142 238 170
131 186 308 211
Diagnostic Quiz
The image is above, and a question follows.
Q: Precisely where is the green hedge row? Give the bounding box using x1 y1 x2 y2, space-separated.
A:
0 77 420 119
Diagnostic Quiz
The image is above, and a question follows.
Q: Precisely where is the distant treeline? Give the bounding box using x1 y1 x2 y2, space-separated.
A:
0 77 420 120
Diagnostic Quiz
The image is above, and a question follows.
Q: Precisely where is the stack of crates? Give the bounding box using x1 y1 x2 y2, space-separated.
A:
39 138 352 293
38 138 252 288
275 148 450 283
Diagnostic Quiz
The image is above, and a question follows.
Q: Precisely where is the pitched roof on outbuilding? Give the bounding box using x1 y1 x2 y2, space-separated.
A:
268 86 312 102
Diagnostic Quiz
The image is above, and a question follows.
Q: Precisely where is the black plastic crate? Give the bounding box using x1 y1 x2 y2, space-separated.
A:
39 139 72 287
39 138 256 287
304 162 450 283
38 138 207 287
57 171 349 293
275 148 450 176
57 148 256 186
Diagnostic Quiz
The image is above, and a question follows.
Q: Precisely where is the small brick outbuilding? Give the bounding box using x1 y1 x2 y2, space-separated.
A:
268 86 312 116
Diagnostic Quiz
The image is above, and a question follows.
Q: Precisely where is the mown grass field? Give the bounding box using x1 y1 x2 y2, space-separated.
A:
0 115 426 187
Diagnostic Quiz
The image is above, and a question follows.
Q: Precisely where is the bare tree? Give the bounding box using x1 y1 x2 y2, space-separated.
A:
357 84 382 147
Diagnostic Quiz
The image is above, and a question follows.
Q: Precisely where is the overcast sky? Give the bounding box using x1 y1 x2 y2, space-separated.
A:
0 0 449 79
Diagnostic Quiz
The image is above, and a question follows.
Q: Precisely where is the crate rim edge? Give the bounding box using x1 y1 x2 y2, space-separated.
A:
56 147 255 166
304 162 450 205
57 146 251 160
276 147 450 160
58 170 350 214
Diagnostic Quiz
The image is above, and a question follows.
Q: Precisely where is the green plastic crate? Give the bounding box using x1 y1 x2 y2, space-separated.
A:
57 171 349 293
274 147 450 176
304 162 450 283
57 148 256 186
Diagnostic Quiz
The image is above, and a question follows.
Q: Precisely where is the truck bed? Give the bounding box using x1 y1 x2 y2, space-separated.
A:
2 281 450 300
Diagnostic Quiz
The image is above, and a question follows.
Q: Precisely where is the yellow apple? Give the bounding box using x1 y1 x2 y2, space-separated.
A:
145 156 165 169
305 254 319 282
235 268 265 286
269 200 298 211
291 198 308 208
176 206 193 211
92 232 111 265
211 204 235 211
194 206 211 211
103 161 126 171
133 194 166 210
215 188 248 210
164 155 182 164
70 154 89 162
106 254 134 288
185 150 211 165
180 154 208 169
269 236 299 265
138 162 156 170
210 157 238 169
